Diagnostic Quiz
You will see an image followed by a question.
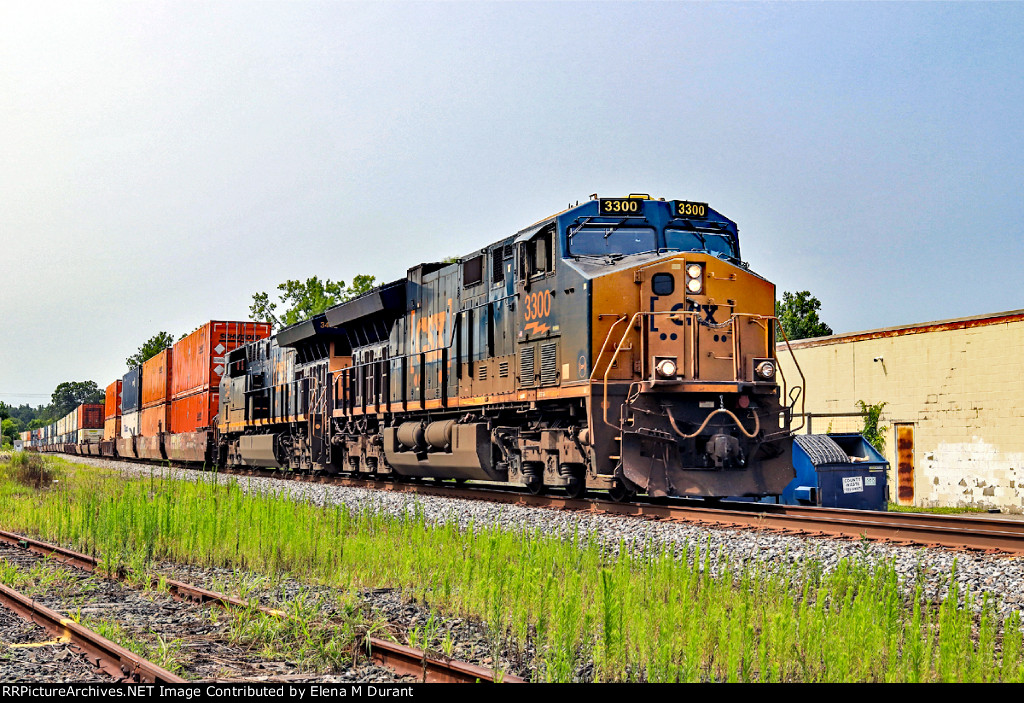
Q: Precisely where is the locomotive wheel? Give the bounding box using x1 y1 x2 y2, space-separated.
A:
608 480 636 503
526 480 546 496
564 479 587 500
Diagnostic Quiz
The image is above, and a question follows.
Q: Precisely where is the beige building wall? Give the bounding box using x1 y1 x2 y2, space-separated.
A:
775 311 1024 513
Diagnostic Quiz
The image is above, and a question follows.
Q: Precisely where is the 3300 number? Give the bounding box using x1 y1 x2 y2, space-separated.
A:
524 290 552 321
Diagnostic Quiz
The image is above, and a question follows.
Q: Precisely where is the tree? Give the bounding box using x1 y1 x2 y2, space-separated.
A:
50 381 104 418
250 275 377 331
775 290 834 341
2 417 22 445
126 331 175 369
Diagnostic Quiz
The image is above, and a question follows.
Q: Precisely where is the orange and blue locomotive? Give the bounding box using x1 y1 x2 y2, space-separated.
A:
218 195 798 499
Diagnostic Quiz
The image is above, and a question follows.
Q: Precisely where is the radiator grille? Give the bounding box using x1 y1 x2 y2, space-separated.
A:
519 346 536 387
540 342 558 386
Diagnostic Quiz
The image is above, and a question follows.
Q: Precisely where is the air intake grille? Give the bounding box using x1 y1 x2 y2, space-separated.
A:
519 346 536 387
478 365 488 381
540 342 558 386
499 361 509 378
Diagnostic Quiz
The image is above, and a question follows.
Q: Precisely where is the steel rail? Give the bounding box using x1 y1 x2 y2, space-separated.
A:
0 580 187 684
0 529 522 683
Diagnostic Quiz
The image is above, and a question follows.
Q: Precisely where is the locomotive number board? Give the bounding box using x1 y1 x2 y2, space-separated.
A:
672 200 710 219
598 198 645 216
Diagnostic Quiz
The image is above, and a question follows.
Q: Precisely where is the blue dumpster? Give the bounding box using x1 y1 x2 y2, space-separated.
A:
784 433 889 510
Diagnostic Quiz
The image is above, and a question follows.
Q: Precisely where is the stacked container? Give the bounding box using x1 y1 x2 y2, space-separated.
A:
102 380 122 456
171 321 271 433
76 404 104 454
134 351 172 460
121 367 143 437
104 381 122 440
76 404 104 430
118 366 143 458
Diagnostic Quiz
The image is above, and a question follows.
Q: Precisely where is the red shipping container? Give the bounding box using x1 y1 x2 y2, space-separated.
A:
171 391 219 433
142 349 173 408
172 321 271 399
105 380 123 419
140 404 171 437
77 404 104 430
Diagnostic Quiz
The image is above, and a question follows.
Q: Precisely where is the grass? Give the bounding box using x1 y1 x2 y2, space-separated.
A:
888 503 991 515
1 452 63 490
75 617 186 675
1 455 1022 682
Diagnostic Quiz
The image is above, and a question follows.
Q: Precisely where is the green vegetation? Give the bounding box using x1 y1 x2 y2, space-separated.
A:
75 617 185 675
1 380 106 434
888 503 989 515
1 451 62 489
1 456 1022 682
857 400 888 453
775 290 834 341
250 275 377 331
126 331 175 369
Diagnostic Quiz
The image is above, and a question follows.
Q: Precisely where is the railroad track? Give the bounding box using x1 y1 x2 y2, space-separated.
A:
0 577 186 683
0 529 521 683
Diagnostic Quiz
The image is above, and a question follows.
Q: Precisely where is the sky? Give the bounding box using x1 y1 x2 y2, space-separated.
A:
1 1 1022 408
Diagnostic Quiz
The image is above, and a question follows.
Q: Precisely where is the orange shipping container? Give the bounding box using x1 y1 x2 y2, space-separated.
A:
103 416 121 441
140 404 171 437
77 404 104 430
172 321 271 399
141 349 173 408
171 391 219 433
105 380 123 419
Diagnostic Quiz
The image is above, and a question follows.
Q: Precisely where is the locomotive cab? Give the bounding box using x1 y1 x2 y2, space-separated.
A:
554 197 798 498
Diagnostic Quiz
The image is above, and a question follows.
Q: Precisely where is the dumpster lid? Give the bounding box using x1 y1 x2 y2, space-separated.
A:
794 434 850 466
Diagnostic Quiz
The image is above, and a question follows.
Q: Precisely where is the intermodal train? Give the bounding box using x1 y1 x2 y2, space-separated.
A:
26 195 802 500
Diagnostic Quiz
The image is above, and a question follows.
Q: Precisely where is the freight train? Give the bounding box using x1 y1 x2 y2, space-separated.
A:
26 195 803 500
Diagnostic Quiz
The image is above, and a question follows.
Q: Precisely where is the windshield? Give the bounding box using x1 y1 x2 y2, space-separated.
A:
569 226 658 257
665 228 737 259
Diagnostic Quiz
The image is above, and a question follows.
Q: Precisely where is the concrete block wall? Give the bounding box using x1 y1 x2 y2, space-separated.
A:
776 312 1024 513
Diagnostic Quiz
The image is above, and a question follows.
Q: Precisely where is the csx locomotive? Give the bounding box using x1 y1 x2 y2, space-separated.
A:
217 195 799 499
32 195 800 500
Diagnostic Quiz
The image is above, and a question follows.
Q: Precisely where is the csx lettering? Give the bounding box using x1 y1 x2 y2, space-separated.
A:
524 290 552 321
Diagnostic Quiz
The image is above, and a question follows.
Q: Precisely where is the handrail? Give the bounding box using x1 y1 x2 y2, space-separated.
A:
773 323 807 435
599 310 699 429
588 315 628 381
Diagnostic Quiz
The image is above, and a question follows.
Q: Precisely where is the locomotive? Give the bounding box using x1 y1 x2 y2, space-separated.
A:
217 195 799 499
32 195 800 500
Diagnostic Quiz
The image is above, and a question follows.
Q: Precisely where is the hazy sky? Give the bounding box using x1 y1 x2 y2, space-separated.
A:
1 1 1022 407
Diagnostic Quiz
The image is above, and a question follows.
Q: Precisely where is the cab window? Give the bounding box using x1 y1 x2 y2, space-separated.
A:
665 228 737 259
522 226 555 277
568 226 657 257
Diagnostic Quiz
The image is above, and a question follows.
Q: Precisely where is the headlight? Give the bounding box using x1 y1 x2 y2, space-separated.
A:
655 358 678 378
685 262 703 294
755 360 776 379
